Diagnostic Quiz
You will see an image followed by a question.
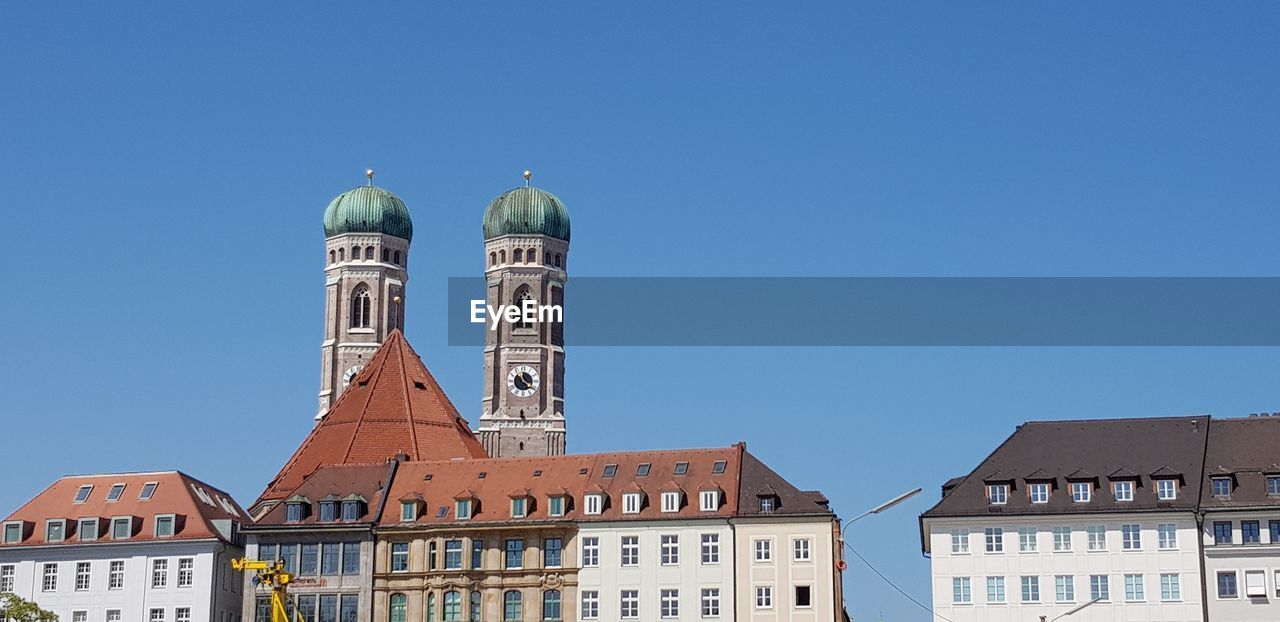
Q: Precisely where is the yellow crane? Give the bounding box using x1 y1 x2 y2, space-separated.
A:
232 558 307 622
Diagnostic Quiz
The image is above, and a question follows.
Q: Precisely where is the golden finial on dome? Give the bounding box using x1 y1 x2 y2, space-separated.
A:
366 168 375 186
523 170 532 187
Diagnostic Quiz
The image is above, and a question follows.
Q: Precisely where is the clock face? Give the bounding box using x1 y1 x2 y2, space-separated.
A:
507 365 540 398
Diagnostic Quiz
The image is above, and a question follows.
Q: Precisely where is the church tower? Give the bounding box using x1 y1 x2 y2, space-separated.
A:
316 170 412 418
476 173 571 456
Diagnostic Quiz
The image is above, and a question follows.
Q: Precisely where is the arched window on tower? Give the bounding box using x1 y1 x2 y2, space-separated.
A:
527 248 536 263
499 250 506 264
513 249 523 263
545 251 552 264
554 253 562 268
382 248 390 262
489 252 497 267
394 250 401 265
513 286 534 330
351 285 371 329
338 248 345 262
329 250 336 264
351 246 360 261
365 246 375 260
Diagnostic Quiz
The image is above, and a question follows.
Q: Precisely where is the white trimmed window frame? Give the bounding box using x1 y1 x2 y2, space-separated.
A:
622 493 642 514
699 490 719 512
584 494 603 516
44 519 67 543
78 517 99 542
154 514 176 538
660 491 680 513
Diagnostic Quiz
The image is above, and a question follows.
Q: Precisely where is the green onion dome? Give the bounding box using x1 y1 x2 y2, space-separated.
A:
482 186 571 241
323 184 413 242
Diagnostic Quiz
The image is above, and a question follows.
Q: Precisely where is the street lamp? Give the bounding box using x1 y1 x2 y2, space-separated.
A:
841 487 923 531
1040 596 1103 622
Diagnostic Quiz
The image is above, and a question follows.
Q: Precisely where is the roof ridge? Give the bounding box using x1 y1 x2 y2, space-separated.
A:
1020 414 1208 426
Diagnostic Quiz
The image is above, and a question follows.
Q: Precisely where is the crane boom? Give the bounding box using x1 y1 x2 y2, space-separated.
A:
232 558 305 622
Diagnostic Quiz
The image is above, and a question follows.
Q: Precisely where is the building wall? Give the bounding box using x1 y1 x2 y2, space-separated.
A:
926 513 1203 622
373 525 577 622
0 539 242 622
1201 510 1280 620
240 532 374 622
733 517 839 622
577 519 735 621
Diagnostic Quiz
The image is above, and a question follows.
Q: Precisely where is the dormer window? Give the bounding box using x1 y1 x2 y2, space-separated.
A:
622 492 642 514
319 500 339 523
1156 479 1177 500
987 484 1009 505
1268 475 1280 496
584 493 604 515
548 495 565 517
78 518 98 542
2 522 21 544
154 514 175 538
1212 477 1232 498
44 520 66 543
1070 482 1091 503
1029 483 1050 504
700 489 720 512
341 499 363 522
456 499 473 520
400 501 418 522
661 491 681 513
110 516 132 540
511 497 528 518
1113 481 1134 502
106 484 126 503
286 503 306 523
74 485 93 504
760 496 776 513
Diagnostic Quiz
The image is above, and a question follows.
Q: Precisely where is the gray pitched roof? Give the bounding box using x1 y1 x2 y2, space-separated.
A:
1201 417 1280 509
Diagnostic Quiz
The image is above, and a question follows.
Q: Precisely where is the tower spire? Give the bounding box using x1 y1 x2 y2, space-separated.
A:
366 168 375 186
523 170 532 187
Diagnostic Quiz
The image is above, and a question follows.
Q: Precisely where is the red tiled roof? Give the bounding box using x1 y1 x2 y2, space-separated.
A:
2 471 244 547
378 445 745 526
258 331 487 504
252 463 392 528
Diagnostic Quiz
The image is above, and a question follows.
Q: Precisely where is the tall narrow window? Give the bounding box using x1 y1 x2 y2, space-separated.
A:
513 286 534 330
443 591 461 622
394 250 401 265
513 249 523 263
543 590 562 621
503 590 522 621
390 593 407 622
350 286 371 328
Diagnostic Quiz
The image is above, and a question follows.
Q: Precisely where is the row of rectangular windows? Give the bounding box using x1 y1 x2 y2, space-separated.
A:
0 558 194 593
949 524 1179 554
59 607 191 622
986 479 1180 505
3 515 175 544
951 573 1183 605
257 593 358 622
1210 519 1280 545
1214 569 1280 599
258 542 361 576
393 490 725 524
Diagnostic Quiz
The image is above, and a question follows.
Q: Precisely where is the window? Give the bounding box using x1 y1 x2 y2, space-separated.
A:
621 536 639 566
1086 525 1106 551
712 459 727 474
1020 576 1040 602
178 557 193 587
1246 569 1267 597
301 543 318 575
753 538 772 562
1122 524 1141 550
280 544 297 573
543 590 562 621
41 563 57 591
74 485 93 503
75 562 90 590
701 588 720 617
794 537 812 561
72 612 86 622
391 542 409 572
950 528 969 553
1018 527 1037 552
456 499 472 520
700 490 719 511
505 539 524 569
1054 575 1074 602
511 497 527 518
1272 521 1280 544
987 484 1008 505
548 496 564 517
513 248 523 263
661 491 680 513
1051 526 1071 551
622 493 641 514
342 542 360 575
350 286 371 328
471 539 484 570
109 560 124 589
1154 523 1177 549
390 593 407 622
427 593 436 622
1218 571 1238 598
107 483 125 502
78 518 98 541
701 533 720 564
755 586 772 609
152 558 168 588
984 527 1003 553
1090 575 1109 601
318 501 337 522
584 494 603 515
1029 483 1049 503
581 591 599 619
45 520 65 542
603 464 618 478
636 463 651 477
341 500 360 521
1156 479 1177 500
149 610 165 622
3 523 20 543
1269 475 1280 496
1243 520 1261 544
1070 482 1091 503
1113 480 1133 501
1124 574 1145 601
1212 477 1232 497
138 481 157 500
1161 573 1181 601
987 576 1006 603
155 515 175 538
661 535 679 565
952 577 972 604
440 539 462 570
544 538 562 568
620 590 639 618
400 501 416 522
106 611 121 622
285 503 304 523
175 609 190 622
0 564 13 593
469 591 481 622
674 461 689 475
660 589 679 618
581 536 599 567
759 497 775 513
1214 521 1233 545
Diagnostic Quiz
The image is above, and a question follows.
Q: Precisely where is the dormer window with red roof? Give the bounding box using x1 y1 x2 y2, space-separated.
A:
456 499 473 520
400 495 423 522
74 485 93 504
44 520 65 543
2 522 22 544
341 495 366 522
154 514 175 538
547 495 566 517
110 516 132 540
584 493 604 516
78 518 98 542
622 492 643 514
661 490 682 513
285 496 310 523
319 496 341 522
510 493 531 519
699 488 720 512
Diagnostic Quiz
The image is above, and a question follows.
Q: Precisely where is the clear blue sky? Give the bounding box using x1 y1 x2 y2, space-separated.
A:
2 4 1279 620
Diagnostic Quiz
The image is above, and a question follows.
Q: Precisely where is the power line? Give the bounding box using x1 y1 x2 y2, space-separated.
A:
844 542 956 622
